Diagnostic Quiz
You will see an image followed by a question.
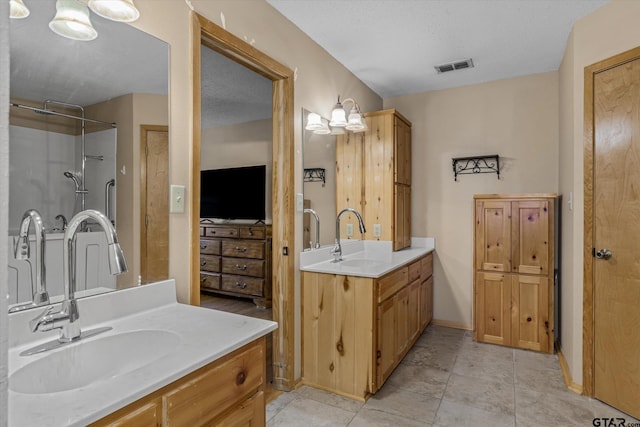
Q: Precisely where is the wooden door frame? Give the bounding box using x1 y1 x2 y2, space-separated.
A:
190 12 295 391
583 45 640 397
140 124 169 283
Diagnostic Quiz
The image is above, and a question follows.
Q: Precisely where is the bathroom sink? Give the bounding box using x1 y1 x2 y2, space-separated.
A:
340 259 384 269
10 329 180 394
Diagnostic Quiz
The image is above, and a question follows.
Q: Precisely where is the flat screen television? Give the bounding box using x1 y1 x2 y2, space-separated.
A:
200 165 266 221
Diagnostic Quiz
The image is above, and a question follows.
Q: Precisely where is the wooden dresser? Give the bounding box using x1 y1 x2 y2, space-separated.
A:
200 223 272 308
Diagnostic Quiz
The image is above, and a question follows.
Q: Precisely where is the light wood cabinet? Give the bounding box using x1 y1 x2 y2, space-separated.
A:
473 194 557 354
302 252 433 400
199 223 272 308
336 109 412 251
91 337 266 427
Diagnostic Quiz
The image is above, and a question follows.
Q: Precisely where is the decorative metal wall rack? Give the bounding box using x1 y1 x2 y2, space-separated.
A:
452 154 500 181
303 168 326 186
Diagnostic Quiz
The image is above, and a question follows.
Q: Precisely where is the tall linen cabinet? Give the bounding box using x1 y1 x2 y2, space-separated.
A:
473 194 558 354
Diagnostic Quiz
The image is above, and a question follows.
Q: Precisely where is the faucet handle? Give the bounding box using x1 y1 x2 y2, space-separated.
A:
29 306 55 333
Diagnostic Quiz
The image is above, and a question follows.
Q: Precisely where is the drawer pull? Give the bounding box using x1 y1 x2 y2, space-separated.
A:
200 260 207 266
248 229 254 236
236 371 246 385
200 277 207 283
200 244 207 250
235 282 247 289
235 264 248 271
235 247 248 253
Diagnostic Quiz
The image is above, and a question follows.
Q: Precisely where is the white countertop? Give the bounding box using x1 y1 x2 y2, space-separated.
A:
300 238 435 278
8 280 277 427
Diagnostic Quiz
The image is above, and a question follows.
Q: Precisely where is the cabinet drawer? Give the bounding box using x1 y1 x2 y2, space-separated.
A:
200 239 221 255
222 257 265 277
222 240 265 259
408 260 421 283
200 272 220 290
200 255 221 272
206 226 239 238
221 275 264 296
377 267 408 303
420 252 433 281
239 226 266 240
163 340 264 426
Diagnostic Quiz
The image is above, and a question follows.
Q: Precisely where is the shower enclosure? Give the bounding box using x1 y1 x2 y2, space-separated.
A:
7 100 118 307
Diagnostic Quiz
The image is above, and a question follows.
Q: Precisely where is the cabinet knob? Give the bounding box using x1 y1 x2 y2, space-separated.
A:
236 371 246 385
235 264 248 271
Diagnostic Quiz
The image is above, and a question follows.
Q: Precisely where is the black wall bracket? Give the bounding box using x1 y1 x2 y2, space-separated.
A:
303 168 326 187
452 154 500 181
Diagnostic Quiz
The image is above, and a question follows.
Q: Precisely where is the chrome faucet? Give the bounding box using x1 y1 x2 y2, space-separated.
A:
54 214 67 231
331 208 366 262
303 208 321 250
9 209 50 313
29 210 127 342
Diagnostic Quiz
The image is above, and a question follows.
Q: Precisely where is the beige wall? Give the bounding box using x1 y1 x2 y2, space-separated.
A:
201 119 273 223
86 93 169 287
558 0 640 386
385 71 559 328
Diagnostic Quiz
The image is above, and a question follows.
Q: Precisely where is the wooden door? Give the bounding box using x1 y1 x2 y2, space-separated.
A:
335 132 364 238
393 184 411 250
376 297 396 387
394 115 411 186
511 200 550 275
511 274 550 353
395 286 411 357
592 56 640 418
475 200 511 272
407 279 420 342
475 272 511 346
140 125 169 284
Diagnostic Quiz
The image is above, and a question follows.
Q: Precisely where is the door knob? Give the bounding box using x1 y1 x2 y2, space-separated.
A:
595 248 613 260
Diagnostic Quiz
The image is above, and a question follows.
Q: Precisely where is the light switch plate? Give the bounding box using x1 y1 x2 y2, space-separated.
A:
373 224 382 238
346 223 354 237
296 193 304 212
170 185 185 213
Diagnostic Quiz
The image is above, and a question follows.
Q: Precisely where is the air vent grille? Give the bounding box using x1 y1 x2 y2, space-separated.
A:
434 58 474 74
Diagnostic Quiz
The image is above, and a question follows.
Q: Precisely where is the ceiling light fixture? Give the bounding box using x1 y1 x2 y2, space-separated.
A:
9 0 29 18
329 96 367 133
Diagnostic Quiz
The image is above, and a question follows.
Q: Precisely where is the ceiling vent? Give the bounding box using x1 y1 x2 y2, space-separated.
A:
434 58 474 74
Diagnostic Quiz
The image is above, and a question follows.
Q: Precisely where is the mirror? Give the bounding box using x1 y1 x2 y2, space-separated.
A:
8 3 169 311
302 109 336 249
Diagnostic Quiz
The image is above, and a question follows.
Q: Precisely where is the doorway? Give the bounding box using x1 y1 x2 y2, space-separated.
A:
584 46 640 419
190 13 295 392
140 125 169 284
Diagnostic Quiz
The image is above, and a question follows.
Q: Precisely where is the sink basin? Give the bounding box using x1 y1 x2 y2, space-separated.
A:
340 259 384 269
10 329 180 394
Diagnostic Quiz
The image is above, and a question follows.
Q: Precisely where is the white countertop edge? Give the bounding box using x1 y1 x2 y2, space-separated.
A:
9 281 278 427
300 238 435 278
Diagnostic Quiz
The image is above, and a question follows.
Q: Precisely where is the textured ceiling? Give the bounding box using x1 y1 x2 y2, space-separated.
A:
267 0 609 98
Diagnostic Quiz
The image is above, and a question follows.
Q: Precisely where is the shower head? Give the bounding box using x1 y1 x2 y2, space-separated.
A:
64 171 81 190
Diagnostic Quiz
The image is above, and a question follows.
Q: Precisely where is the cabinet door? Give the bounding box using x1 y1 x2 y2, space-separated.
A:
420 275 434 330
213 391 265 427
475 200 511 272
395 286 411 357
376 297 396 387
407 280 420 343
511 274 550 353
511 200 550 275
393 184 411 251
475 272 511 346
394 116 411 186
91 400 161 427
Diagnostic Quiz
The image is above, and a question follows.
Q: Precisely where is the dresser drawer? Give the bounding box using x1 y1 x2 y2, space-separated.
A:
200 272 220 290
221 275 264 296
222 257 265 277
222 240 265 259
239 226 266 240
163 340 264 425
200 239 221 255
205 226 239 238
200 255 221 272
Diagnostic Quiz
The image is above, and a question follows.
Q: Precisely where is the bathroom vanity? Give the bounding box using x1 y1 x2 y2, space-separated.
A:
8 280 277 426
300 239 434 400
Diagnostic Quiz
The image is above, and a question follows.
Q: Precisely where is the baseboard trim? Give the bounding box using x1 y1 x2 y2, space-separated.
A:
557 346 584 395
431 319 472 330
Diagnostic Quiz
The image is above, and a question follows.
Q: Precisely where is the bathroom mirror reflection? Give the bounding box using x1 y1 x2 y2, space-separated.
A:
8 2 169 311
302 108 337 250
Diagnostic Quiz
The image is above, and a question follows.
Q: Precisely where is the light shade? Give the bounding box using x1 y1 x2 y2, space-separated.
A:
305 112 324 131
329 101 347 127
313 118 331 135
345 107 367 132
10 0 30 18
88 0 140 22
49 0 98 41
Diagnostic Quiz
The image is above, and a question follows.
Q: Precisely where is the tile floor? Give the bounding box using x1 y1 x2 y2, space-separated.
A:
267 325 639 426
